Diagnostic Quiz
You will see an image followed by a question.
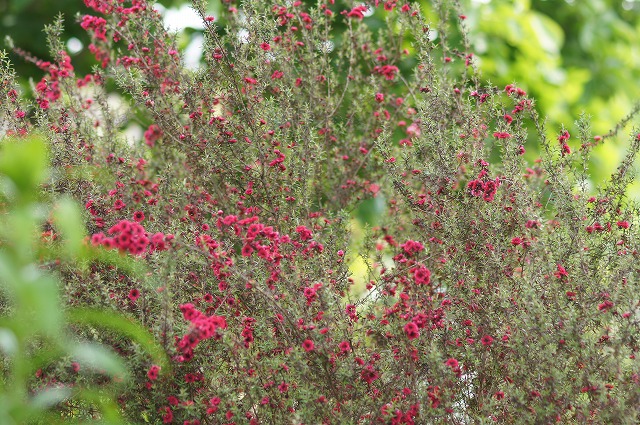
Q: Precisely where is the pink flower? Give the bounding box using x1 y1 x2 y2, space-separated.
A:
413 266 431 285
554 264 568 279
161 406 173 423
375 65 399 80
144 124 162 147
302 339 315 352
445 358 459 369
617 220 630 229
133 211 145 222
360 365 379 384
338 340 351 354
481 335 494 346
404 322 420 340
128 288 140 301
345 5 368 19
147 364 161 380
113 199 126 210
493 131 511 139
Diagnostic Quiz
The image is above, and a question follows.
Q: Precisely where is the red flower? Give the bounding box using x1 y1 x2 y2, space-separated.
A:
598 300 614 312
481 335 494 346
128 288 140 301
161 406 173 423
404 322 420 340
558 130 570 142
375 65 399 80
360 365 379 384
445 358 459 369
554 263 568 279
241 244 254 256
413 266 431 285
302 339 315 352
493 131 511 139
345 5 368 19
144 124 162 147
133 211 145 222
345 304 357 320
147 364 161 380
338 340 351 354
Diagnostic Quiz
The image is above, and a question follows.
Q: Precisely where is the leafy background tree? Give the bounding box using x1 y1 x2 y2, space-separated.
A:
3 0 640 192
464 0 640 191
4 0 640 291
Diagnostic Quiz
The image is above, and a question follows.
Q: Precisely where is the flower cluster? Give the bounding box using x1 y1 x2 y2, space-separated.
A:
467 169 501 202
2 0 640 423
175 303 227 362
90 219 172 256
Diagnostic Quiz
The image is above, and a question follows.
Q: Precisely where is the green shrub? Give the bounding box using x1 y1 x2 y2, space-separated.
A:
1 0 639 423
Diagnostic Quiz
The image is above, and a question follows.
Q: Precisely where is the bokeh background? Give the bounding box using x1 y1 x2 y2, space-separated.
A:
2 0 640 190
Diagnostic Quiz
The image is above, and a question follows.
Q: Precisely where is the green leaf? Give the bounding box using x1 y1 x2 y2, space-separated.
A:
355 195 386 226
0 135 48 196
14 270 62 338
53 197 87 258
529 13 564 55
88 246 148 279
67 308 170 372
0 251 20 296
70 388 126 425
0 328 18 357
70 342 129 379
30 386 72 411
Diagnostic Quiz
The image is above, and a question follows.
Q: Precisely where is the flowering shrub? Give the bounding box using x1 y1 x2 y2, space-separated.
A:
2 0 640 423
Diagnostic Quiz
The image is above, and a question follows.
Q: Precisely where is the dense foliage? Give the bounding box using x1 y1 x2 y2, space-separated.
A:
1 0 640 423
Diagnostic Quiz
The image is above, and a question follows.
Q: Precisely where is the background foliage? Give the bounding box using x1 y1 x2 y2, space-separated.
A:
3 0 640 188
2 0 640 423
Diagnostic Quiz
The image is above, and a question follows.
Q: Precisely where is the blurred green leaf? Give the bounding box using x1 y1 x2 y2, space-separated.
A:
70 342 129 379
30 386 73 410
8 0 35 13
14 272 62 338
70 388 126 425
0 328 19 357
68 308 170 372
0 136 48 197
88 245 148 278
53 197 87 258
355 196 387 227
0 251 21 295
529 12 563 54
